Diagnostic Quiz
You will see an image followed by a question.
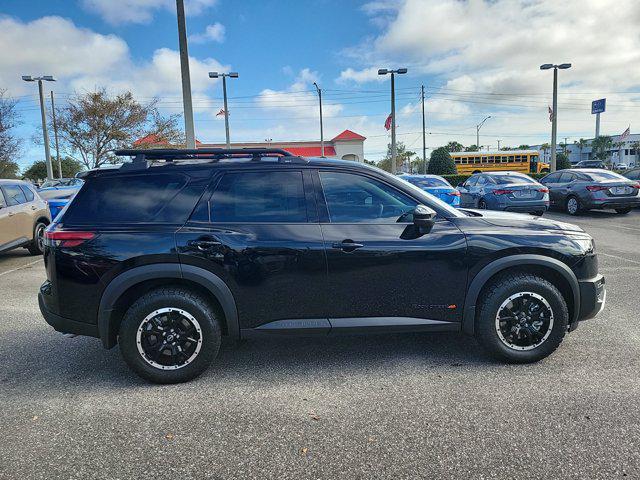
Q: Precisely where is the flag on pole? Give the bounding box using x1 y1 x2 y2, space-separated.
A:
384 113 393 131
216 109 226 117
620 125 631 141
548 106 554 122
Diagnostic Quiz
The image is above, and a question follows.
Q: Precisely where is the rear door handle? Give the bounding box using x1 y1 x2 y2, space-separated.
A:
332 240 364 252
189 238 222 251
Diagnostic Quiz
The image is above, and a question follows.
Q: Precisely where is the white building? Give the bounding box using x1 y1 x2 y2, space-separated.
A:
532 133 640 166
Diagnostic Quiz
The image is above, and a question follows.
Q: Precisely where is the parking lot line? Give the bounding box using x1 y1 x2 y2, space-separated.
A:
598 252 640 266
0 258 43 277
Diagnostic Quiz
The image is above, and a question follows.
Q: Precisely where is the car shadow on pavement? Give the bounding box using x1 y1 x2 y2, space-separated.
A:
1 328 494 390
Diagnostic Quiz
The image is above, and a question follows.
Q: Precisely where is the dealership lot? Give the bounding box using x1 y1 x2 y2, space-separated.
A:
1 211 639 479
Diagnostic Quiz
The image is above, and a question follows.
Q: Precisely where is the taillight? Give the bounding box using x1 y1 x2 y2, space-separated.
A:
44 230 96 247
493 189 514 195
537 188 549 193
447 191 461 196
632 183 640 189
586 185 608 192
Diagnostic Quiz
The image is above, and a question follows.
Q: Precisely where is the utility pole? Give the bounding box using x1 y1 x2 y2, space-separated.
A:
540 63 571 172
50 91 62 178
378 68 407 173
208 72 238 148
313 82 324 157
22 75 55 180
497 139 501 151
176 0 196 148
476 116 491 152
421 85 426 174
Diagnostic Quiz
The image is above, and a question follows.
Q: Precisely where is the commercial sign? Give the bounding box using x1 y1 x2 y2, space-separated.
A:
591 98 606 114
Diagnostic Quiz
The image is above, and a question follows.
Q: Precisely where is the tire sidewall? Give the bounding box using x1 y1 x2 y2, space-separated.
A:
119 290 221 383
476 276 568 363
566 196 580 215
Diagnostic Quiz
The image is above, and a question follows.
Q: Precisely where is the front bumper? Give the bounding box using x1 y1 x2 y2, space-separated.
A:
577 274 606 322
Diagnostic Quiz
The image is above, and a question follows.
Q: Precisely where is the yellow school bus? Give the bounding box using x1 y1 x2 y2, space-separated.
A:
450 151 549 175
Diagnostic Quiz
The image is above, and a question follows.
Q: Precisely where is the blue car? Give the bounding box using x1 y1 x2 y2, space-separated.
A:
400 174 460 207
46 195 73 220
37 178 83 201
458 171 549 215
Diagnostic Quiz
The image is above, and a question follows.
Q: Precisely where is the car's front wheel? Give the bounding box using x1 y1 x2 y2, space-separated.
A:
119 287 222 383
615 208 631 214
475 272 568 363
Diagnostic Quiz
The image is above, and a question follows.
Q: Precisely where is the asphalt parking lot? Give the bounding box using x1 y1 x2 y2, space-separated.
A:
1 210 639 479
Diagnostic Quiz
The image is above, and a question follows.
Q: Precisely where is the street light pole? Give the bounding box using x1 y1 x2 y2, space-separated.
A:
208 72 238 148
50 90 62 178
421 85 426 174
22 75 55 180
476 116 491 151
176 0 196 149
378 68 407 173
313 82 324 157
540 63 571 172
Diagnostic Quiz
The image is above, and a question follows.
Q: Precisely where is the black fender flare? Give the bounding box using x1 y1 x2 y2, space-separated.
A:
461 254 580 335
98 263 239 348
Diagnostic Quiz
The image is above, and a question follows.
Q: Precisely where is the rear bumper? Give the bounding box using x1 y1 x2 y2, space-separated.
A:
585 197 640 210
503 203 549 213
576 274 606 322
39 284 99 338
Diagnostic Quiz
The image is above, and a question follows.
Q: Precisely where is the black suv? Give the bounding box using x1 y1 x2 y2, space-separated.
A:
39 148 606 383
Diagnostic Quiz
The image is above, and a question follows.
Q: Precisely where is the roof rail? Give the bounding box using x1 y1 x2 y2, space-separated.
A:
114 147 306 171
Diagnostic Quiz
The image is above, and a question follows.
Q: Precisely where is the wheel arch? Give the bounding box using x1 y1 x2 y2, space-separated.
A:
462 254 580 335
98 263 239 349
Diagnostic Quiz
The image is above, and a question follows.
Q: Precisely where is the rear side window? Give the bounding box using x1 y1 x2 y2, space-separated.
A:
210 171 307 223
64 173 189 224
20 185 35 201
1 185 27 206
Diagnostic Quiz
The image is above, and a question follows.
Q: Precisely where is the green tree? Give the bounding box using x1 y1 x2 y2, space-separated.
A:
0 89 21 178
574 138 588 162
446 141 464 152
427 147 456 175
55 89 184 170
591 135 613 160
464 144 479 152
556 152 572 170
630 141 640 166
378 142 415 173
22 156 84 181
517 144 531 150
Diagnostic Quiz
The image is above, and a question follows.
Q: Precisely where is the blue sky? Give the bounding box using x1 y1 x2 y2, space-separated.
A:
2 0 639 171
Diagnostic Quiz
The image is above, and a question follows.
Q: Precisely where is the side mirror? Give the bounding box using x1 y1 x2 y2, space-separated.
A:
413 204 436 229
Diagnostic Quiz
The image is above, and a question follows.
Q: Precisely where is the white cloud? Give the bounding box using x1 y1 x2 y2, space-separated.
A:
190 22 225 44
81 0 218 25
337 67 386 84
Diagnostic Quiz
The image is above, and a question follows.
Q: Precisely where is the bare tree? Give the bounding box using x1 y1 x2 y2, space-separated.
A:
55 89 185 169
0 89 21 178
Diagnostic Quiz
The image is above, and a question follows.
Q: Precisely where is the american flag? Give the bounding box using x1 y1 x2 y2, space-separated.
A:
620 125 631 141
384 113 393 131
216 109 226 117
548 106 554 122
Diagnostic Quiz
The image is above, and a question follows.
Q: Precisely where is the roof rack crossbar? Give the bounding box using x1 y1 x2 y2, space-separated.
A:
114 147 294 160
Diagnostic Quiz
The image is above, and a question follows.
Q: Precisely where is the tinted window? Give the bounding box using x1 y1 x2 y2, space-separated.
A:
627 170 640 180
404 176 449 188
477 176 488 186
2 185 27 206
210 171 307 223
20 184 35 201
464 176 478 187
490 174 536 185
584 171 627 181
64 173 188 224
542 172 561 183
558 172 574 183
320 171 417 223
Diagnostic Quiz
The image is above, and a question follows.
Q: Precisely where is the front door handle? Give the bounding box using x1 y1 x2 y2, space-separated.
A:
332 240 364 252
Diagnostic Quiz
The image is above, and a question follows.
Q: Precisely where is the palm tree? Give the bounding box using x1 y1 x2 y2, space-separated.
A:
631 140 640 167
540 143 551 161
574 138 589 162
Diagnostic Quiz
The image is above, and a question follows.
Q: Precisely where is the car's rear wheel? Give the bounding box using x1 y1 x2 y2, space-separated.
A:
475 272 568 363
615 208 631 214
27 221 47 255
565 196 581 215
532 210 545 216
478 199 487 209
119 287 221 383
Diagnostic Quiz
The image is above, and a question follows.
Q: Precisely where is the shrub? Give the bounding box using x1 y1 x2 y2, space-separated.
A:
428 147 456 175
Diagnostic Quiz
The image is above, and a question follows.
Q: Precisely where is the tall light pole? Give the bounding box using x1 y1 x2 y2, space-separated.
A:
540 63 571 172
313 82 324 157
22 75 55 180
208 72 238 148
476 116 491 150
378 68 407 173
421 85 427 174
176 0 196 148
50 91 62 178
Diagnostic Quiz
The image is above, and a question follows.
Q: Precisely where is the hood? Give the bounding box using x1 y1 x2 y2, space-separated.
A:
459 209 585 233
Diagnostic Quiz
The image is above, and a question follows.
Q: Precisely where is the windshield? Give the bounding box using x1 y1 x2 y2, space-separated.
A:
489 174 536 185
404 176 450 188
40 180 61 188
584 171 627 181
